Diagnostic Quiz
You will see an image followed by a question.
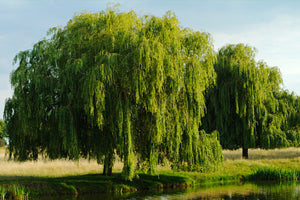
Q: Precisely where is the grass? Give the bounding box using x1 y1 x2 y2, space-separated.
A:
0 147 299 199
223 147 300 160
248 167 300 181
0 147 123 178
0 185 29 200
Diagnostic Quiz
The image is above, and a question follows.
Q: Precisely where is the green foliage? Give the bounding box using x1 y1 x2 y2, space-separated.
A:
203 44 286 155
177 130 223 172
286 129 300 147
5 8 221 180
0 185 29 200
260 90 300 149
203 43 300 154
0 187 6 200
248 167 300 181
197 131 223 172
0 120 6 139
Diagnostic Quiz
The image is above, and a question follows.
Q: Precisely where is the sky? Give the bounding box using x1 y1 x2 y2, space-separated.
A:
0 0 300 118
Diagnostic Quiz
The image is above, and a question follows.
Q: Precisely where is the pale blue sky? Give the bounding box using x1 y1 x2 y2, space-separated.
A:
0 0 300 118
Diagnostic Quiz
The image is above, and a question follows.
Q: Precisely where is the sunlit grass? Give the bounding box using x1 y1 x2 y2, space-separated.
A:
220 147 300 181
223 147 300 160
0 146 299 198
0 159 101 178
158 148 300 183
0 147 299 180
0 147 123 178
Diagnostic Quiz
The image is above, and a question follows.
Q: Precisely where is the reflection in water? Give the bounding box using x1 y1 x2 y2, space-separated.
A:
126 182 300 200
35 181 300 200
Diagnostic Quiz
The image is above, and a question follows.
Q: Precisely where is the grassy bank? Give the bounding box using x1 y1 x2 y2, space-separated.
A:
0 147 299 199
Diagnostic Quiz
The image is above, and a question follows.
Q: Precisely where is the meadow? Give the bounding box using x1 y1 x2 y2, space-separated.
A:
0 147 299 199
1 147 299 177
223 147 300 160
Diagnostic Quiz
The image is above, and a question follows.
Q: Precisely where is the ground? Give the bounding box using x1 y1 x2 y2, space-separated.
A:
0 147 299 199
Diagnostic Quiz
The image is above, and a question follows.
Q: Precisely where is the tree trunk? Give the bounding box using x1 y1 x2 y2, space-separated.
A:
103 163 113 176
103 152 114 176
242 147 248 159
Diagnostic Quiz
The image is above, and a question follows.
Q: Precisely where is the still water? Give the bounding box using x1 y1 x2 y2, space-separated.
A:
37 181 300 200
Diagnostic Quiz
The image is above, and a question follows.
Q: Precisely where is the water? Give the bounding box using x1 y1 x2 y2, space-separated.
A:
36 181 300 200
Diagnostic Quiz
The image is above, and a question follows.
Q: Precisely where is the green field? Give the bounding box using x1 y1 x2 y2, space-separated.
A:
0 147 299 199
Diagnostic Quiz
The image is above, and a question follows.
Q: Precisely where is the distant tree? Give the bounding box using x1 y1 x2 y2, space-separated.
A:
0 120 6 139
203 44 283 159
5 8 223 180
0 120 6 147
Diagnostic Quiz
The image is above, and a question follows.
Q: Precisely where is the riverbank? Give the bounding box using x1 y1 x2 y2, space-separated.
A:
0 147 299 199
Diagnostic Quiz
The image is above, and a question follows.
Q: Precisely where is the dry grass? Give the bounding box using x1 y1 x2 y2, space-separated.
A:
0 147 123 178
1 147 299 178
223 147 300 161
0 159 101 178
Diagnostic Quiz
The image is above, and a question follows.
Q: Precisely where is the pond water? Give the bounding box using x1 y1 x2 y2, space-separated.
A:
36 181 300 200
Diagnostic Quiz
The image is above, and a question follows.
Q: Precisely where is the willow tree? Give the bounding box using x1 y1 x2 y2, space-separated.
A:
283 91 300 147
260 90 300 148
0 120 6 146
0 120 6 139
203 44 283 159
4 8 222 180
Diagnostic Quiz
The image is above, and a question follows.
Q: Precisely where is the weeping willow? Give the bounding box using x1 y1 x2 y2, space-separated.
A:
4 8 222 180
260 90 300 148
0 120 6 140
203 44 300 158
203 44 285 158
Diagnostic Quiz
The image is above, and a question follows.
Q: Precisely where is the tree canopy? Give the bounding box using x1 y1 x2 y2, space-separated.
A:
4 8 223 180
259 90 300 148
203 44 285 158
5 7 299 175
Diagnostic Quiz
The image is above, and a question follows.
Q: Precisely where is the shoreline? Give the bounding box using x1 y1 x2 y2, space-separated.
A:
1 158 300 199
1 147 299 199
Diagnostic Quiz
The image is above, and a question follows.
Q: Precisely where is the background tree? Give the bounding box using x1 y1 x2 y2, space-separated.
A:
0 119 6 147
203 44 283 159
4 8 223 180
0 120 6 139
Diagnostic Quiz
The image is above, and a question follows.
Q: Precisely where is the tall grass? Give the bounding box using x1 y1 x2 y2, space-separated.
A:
0 185 29 200
1 147 299 179
0 147 299 199
248 167 300 181
221 148 300 181
0 159 102 178
223 147 300 160
0 146 299 197
0 187 6 200
0 147 123 178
